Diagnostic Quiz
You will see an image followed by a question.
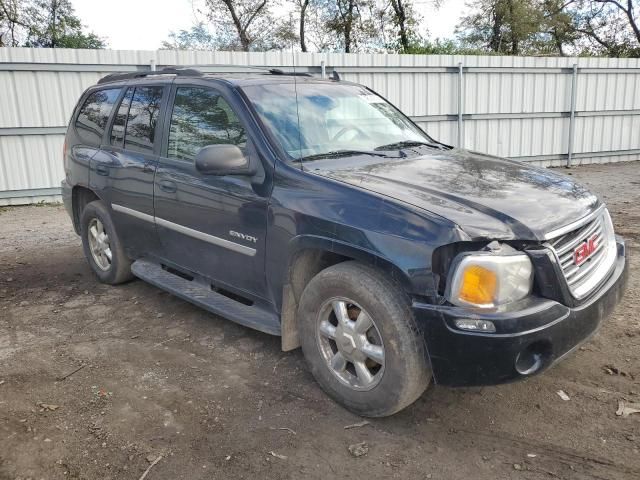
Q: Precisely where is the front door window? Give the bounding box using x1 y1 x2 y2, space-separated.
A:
167 87 247 162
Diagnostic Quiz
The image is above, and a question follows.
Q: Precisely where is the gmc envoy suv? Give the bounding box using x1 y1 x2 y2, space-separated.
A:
62 67 628 417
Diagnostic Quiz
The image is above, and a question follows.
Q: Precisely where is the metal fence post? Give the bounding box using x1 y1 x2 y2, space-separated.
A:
320 60 326 79
150 59 156 72
457 62 464 148
567 63 578 167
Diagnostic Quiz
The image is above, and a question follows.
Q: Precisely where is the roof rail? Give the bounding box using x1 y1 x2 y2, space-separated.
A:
268 68 313 77
174 64 315 76
97 67 203 84
97 65 321 85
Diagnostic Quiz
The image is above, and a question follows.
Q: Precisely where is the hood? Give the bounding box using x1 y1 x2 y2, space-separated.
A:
310 149 600 240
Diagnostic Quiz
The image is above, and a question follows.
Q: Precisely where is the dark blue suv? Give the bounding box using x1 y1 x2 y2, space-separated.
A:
62 67 628 416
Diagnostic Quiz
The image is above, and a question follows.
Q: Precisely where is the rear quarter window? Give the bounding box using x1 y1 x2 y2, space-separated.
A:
75 88 121 145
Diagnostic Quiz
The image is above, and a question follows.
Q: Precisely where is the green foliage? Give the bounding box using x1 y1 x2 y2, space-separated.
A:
6 0 639 57
196 0 297 51
457 0 551 55
569 0 640 57
403 37 487 55
323 0 380 52
182 0 638 57
456 0 640 57
0 0 105 48
0 0 25 46
162 24 219 51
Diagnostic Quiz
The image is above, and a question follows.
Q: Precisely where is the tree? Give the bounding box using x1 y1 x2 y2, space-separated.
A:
0 0 27 46
1 0 105 48
596 0 640 44
457 0 640 56
539 0 579 55
25 0 105 48
296 0 310 51
389 0 417 52
404 37 486 54
163 0 640 56
290 0 338 51
162 23 219 50
458 0 547 54
571 0 640 56
274 0 426 53
219 0 265 51
332 0 357 52
457 0 579 55
321 0 390 52
202 0 294 51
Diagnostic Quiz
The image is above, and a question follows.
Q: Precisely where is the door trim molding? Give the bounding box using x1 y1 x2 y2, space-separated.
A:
111 203 257 257
112 203 155 223
155 217 257 256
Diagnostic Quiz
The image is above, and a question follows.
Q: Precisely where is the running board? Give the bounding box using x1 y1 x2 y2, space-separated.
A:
131 259 281 336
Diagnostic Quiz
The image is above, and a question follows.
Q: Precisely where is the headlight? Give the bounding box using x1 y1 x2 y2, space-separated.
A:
446 242 533 308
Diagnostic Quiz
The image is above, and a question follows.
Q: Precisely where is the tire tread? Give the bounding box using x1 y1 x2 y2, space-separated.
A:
298 261 431 417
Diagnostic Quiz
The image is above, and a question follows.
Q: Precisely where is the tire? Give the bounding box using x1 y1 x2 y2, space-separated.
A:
298 261 431 417
80 200 134 285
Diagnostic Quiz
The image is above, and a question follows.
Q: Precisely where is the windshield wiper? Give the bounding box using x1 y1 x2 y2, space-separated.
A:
298 149 391 162
374 140 447 151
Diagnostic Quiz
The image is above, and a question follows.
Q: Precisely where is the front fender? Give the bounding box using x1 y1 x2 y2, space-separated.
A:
266 164 465 310
286 234 415 292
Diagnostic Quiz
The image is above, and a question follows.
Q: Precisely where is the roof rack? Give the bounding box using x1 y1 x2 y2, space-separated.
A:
98 67 203 84
97 65 321 85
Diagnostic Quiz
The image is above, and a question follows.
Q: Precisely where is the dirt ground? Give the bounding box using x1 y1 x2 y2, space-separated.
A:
0 162 638 480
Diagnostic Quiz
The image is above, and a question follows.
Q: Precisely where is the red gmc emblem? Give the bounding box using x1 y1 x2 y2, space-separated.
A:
573 235 600 266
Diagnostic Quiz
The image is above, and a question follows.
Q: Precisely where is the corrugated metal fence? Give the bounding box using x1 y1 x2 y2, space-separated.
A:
1 48 639 205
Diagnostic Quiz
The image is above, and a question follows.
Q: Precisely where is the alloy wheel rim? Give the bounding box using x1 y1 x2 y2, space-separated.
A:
88 218 112 271
316 297 385 391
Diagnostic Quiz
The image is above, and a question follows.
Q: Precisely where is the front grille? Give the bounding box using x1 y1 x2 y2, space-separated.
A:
547 208 617 299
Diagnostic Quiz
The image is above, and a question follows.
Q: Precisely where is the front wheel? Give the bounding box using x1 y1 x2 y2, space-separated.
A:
298 261 431 417
80 200 133 285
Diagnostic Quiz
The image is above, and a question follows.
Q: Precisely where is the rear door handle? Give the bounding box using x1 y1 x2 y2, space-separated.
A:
95 164 109 176
159 180 177 193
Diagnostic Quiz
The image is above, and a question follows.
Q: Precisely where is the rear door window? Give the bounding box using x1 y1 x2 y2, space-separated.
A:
124 86 164 154
167 86 246 162
75 88 121 145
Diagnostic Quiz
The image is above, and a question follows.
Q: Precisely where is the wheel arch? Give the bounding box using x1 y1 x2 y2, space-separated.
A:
280 235 413 351
71 185 101 234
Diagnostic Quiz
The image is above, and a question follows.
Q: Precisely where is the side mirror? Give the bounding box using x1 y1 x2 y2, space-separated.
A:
194 144 255 176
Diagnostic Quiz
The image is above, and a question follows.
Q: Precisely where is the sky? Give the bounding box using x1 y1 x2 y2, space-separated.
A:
73 0 467 51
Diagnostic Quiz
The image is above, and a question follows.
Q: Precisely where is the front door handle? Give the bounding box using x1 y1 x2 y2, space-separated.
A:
159 180 177 193
95 164 109 176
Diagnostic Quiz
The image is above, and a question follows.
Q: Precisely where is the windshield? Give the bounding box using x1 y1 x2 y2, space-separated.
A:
241 82 436 161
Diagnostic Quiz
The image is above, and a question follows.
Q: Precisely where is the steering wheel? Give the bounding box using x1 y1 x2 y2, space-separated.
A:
332 125 371 142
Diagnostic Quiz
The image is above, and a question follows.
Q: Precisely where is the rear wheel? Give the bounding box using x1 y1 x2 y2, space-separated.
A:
298 261 431 417
80 200 133 285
